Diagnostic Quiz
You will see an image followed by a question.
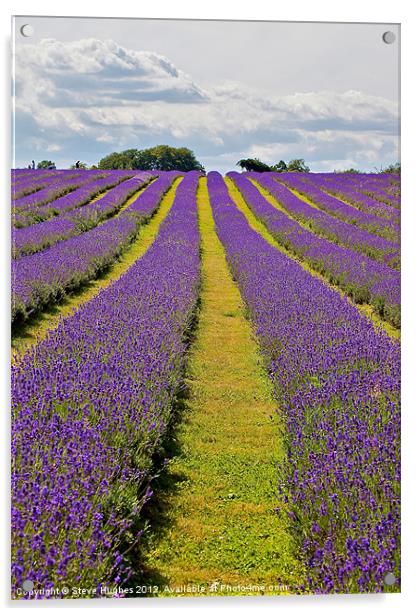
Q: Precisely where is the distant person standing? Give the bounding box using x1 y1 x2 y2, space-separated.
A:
75 160 81 169
31 160 35 169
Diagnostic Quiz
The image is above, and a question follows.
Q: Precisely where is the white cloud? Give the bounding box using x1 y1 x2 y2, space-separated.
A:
46 144 62 152
14 37 399 171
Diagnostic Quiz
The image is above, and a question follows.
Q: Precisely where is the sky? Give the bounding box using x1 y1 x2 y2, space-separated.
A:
12 16 400 173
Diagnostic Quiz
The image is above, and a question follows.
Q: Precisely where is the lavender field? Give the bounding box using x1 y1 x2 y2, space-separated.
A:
11 168 400 598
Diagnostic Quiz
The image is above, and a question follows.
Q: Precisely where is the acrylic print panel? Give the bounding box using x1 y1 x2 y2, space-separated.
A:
11 16 400 599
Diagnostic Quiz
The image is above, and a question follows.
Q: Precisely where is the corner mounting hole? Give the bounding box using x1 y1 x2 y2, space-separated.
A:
382 31 396 45
20 24 34 38
22 579 34 591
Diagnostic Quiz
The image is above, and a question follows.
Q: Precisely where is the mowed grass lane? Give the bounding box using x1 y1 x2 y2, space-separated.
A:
139 177 304 596
12 177 182 360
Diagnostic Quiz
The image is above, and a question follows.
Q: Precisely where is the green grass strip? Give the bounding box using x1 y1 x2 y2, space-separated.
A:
139 177 304 597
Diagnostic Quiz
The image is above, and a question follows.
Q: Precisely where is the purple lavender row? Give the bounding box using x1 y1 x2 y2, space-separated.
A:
13 171 135 225
12 169 54 181
12 172 179 323
377 189 400 207
11 172 200 596
338 175 401 209
229 174 400 327
13 172 154 258
12 169 67 185
11 169 32 182
267 169 402 229
12 171 141 234
310 173 399 207
360 186 400 209
279 172 401 234
302 174 400 223
314 173 401 209
316 172 397 190
13 170 104 207
207 171 400 594
12 170 135 226
337 175 400 210
309 172 399 195
12 170 69 198
230 172 399 268
270 173 399 243
385 181 400 196
11 169 100 192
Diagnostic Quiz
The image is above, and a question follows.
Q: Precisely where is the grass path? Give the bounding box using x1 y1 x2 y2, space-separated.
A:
139 177 304 596
12 177 182 360
227 178 399 341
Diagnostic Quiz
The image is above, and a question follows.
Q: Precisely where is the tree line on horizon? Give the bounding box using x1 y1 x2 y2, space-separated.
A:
33 146 204 173
236 157 310 173
235 158 401 174
33 145 401 175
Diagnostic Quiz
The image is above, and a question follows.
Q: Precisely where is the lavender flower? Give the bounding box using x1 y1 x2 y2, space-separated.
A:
229 173 400 327
207 171 400 594
11 172 201 596
12 173 179 323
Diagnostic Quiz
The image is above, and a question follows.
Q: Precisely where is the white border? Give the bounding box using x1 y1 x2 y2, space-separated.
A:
1 2 417 615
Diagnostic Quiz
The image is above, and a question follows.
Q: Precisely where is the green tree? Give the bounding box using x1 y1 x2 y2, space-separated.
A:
287 158 310 172
380 162 401 174
271 160 288 173
98 149 140 170
337 168 361 174
236 158 272 172
37 160 56 169
98 146 205 172
136 145 205 172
